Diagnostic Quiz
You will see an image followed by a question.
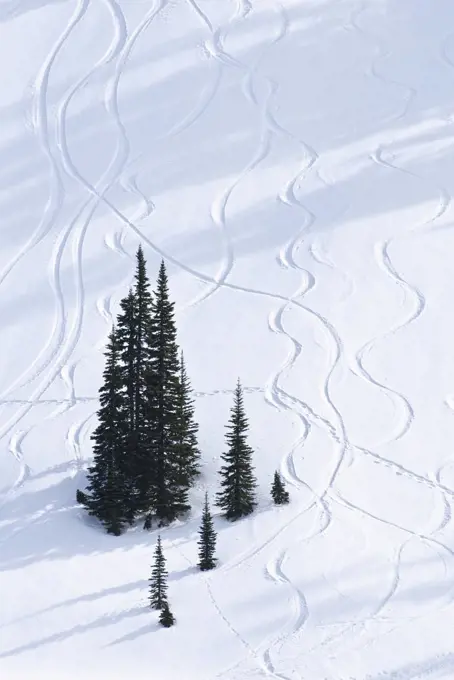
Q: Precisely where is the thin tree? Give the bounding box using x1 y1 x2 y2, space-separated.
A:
216 379 257 520
159 601 175 627
115 289 138 524
149 535 168 610
171 352 201 506
114 248 155 524
77 330 128 535
131 246 155 519
197 493 217 571
271 471 290 505
145 260 183 525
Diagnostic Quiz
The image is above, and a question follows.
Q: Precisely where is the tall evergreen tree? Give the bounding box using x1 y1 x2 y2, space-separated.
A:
114 247 155 524
77 330 128 535
197 493 217 571
115 289 138 524
159 601 175 627
145 261 184 525
149 535 168 610
216 380 257 521
172 352 201 497
116 289 136 430
131 246 155 518
271 471 290 505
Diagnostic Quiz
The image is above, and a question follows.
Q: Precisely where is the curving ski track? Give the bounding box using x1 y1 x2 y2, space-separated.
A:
1 1 454 675
346 0 452 448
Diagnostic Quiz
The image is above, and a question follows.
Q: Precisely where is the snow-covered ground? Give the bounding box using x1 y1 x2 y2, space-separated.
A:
2 0 454 677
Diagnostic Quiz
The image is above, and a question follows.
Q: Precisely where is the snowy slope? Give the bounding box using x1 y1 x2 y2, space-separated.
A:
2 0 454 677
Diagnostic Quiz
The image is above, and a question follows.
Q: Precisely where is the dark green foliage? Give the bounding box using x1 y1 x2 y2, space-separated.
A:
216 380 257 521
116 289 137 430
198 493 217 571
130 246 155 518
159 601 175 627
146 261 186 524
271 471 290 505
172 353 201 500
114 247 155 524
149 535 168 610
76 488 87 505
79 248 202 534
79 331 128 535
115 289 139 524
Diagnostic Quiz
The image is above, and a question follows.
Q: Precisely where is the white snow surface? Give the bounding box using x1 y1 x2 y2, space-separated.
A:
1 0 454 678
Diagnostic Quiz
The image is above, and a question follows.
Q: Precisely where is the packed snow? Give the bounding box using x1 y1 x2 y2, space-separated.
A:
2 0 454 677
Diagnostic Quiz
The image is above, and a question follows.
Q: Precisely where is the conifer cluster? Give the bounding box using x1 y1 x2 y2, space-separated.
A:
77 246 290 540
77 248 200 534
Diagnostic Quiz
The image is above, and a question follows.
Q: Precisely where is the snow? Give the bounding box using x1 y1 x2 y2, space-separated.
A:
2 0 454 677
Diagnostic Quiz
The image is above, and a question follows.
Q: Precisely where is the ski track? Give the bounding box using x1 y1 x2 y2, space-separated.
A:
1 0 127 402
66 411 95 476
308 227 354 305
323 489 454 653
346 0 451 448
0 0 128 498
193 0 353 664
0 0 90 400
2 0 450 556
260 537 310 676
119 172 155 221
2 3 454 673
257 0 454 665
172 529 292 680
0 0 90 297
0 398 77 543
303 480 453 657
117 0 225 208
188 0 276 308
0 0 95 497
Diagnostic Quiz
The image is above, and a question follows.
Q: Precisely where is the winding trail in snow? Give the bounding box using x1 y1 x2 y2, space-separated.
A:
0 0 90 401
0 0 89 298
347 0 451 447
0 0 93 497
186 0 278 307
0 0 129 498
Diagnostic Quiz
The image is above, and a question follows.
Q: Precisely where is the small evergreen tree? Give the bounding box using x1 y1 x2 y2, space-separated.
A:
271 471 290 505
159 601 175 627
76 489 87 505
197 493 217 571
77 330 128 535
216 379 257 520
149 535 168 610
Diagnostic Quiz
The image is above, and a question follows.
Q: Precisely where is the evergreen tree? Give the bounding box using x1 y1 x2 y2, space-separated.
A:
149 535 168 610
77 330 128 535
271 471 290 505
116 289 136 429
172 352 201 498
159 601 175 627
114 247 155 524
115 289 138 524
197 493 217 571
145 260 184 525
131 246 155 518
216 380 257 521
76 489 87 505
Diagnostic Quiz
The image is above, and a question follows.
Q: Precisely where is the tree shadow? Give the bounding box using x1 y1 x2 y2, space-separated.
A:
106 620 161 646
364 652 454 679
0 605 147 659
0 0 68 22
